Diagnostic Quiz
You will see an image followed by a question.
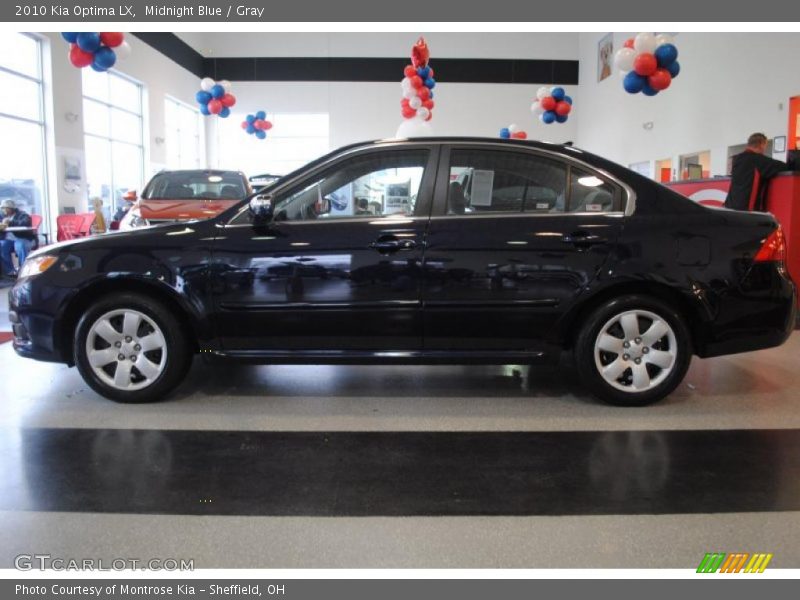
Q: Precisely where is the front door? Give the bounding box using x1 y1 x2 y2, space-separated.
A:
422 145 625 353
211 145 437 353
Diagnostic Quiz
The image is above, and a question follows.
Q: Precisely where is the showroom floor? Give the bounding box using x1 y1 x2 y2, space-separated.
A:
1 292 799 568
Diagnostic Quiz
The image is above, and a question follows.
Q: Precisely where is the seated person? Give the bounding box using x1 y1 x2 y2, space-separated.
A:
0 199 34 279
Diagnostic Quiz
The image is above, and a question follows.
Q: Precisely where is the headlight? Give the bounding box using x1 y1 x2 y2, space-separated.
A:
18 255 58 279
120 208 150 230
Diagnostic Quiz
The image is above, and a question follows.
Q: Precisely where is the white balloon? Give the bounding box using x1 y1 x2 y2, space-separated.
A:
655 34 674 48
395 117 433 138
114 40 131 61
403 89 416 100
614 47 636 72
633 32 657 54
508 123 519 134
409 96 422 109
200 77 215 91
539 114 547 123
536 86 550 100
531 101 544 116
401 77 412 91
220 79 232 91
416 107 430 120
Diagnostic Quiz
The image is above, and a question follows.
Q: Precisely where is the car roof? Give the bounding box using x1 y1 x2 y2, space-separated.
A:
153 169 247 177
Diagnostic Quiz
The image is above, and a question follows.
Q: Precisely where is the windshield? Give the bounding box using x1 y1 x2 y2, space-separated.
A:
143 172 247 200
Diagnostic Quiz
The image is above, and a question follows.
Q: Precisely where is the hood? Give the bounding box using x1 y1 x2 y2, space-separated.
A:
137 198 241 220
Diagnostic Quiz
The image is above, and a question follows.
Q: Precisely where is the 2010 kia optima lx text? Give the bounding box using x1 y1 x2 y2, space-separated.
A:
8 138 796 406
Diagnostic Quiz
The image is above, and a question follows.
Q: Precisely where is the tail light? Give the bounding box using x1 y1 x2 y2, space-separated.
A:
754 226 786 264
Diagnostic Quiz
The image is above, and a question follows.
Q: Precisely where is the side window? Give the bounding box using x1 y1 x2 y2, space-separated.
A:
272 150 429 222
567 168 621 213
447 149 567 215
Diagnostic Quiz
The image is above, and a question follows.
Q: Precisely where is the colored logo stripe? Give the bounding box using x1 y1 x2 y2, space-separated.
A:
697 552 773 573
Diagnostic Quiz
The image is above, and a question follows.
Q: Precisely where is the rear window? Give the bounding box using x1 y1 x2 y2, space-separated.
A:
143 172 247 200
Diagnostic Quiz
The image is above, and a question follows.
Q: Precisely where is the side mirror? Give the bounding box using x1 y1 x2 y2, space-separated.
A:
123 190 137 201
249 195 274 222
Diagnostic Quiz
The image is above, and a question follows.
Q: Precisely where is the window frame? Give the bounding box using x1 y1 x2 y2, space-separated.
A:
225 142 440 227
433 143 631 218
164 95 203 169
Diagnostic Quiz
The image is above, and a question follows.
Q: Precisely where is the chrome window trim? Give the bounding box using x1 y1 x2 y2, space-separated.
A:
224 139 636 226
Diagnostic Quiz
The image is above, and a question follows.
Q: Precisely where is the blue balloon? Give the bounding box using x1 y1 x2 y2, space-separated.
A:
61 32 79 43
551 87 565 101
196 91 212 104
499 128 510 139
425 78 436 89
667 61 681 78
90 63 107 73
417 66 430 78
542 111 557 124
623 71 646 94
199 104 210 116
429 91 434 99
210 84 225 99
246 124 256 134
654 43 678 68
219 107 230 118
76 32 101 53
245 114 256 123
255 130 267 140
555 114 568 123
642 83 659 97
563 95 573 105
255 110 266 120
92 46 117 70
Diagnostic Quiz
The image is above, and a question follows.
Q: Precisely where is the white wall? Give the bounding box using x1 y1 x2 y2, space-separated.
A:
575 32 800 177
208 80 579 171
39 32 202 225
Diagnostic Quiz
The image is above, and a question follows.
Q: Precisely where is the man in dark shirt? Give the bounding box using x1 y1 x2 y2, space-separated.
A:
0 199 34 278
725 133 787 211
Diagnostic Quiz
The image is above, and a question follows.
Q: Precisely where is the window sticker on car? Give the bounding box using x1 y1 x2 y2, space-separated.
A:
586 203 603 212
536 202 550 210
470 170 495 206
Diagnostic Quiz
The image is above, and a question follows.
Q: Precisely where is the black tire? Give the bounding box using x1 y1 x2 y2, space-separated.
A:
575 294 691 407
74 292 192 403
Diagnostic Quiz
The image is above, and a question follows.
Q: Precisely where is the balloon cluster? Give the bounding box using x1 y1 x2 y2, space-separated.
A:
499 124 527 139
530 86 573 124
62 32 131 72
615 33 680 96
400 38 436 122
241 111 273 140
196 78 236 118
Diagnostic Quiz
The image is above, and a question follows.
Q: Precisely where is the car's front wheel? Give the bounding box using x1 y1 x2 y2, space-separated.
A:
575 295 691 406
74 292 191 403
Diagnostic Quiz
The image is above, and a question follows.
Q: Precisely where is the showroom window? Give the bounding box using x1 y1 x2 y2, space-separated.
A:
270 150 429 221
165 97 203 169
0 33 49 227
82 68 145 220
216 112 329 178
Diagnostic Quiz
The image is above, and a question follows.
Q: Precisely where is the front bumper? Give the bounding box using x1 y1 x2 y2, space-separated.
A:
8 279 70 364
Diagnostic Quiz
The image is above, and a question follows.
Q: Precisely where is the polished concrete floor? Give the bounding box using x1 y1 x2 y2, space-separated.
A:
1 291 799 568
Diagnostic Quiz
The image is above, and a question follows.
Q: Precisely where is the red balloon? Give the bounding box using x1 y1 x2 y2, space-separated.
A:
633 53 658 77
624 38 635 49
207 99 223 115
411 37 430 68
423 99 434 110
221 93 236 108
648 68 672 91
555 101 572 116
410 76 423 88
540 96 557 111
428 68 434 78
254 119 267 130
512 131 527 139
401 107 416 118
241 121 248 129
69 44 94 68
403 65 416 78
99 32 124 47
417 87 430 101
401 98 410 107
425 113 432 121
262 121 273 130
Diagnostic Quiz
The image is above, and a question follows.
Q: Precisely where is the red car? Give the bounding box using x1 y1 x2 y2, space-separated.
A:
119 170 252 230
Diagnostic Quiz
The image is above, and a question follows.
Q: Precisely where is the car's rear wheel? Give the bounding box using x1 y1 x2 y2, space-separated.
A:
575 295 691 406
74 293 191 403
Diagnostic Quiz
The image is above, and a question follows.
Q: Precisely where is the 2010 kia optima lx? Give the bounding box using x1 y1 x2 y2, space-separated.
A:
8 138 796 406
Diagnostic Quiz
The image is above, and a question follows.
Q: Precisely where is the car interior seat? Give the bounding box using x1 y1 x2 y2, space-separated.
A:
448 181 468 214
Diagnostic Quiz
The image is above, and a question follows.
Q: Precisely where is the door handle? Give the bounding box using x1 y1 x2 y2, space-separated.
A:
561 232 608 248
369 237 417 253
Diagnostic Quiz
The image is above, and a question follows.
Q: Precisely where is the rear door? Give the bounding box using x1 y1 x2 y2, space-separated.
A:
422 144 626 353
